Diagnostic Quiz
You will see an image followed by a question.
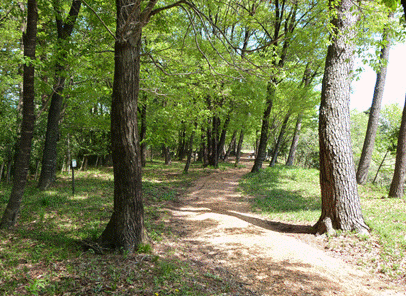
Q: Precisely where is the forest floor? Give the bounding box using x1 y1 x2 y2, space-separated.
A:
155 158 406 296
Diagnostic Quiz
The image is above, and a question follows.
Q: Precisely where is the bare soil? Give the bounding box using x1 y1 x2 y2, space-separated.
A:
157 159 406 296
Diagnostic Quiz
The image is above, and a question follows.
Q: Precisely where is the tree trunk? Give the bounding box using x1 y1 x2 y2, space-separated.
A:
314 0 368 235
372 150 389 184
356 22 392 185
235 129 244 167
37 0 81 190
201 131 209 167
163 145 172 165
1 0 37 229
389 97 406 198
99 0 156 252
0 162 4 180
251 84 275 173
217 114 230 160
139 103 147 167
208 116 219 168
183 130 195 174
177 125 187 160
286 112 303 166
270 111 290 167
223 130 237 162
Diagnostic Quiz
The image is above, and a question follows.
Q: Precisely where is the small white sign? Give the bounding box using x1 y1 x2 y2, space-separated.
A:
72 159 77 168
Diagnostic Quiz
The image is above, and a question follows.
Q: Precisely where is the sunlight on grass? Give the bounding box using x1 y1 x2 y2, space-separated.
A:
0 161 226 295
240 164 406 279
240 165 321 223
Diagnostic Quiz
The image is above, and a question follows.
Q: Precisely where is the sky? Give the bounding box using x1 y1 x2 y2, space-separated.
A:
350 42 406 112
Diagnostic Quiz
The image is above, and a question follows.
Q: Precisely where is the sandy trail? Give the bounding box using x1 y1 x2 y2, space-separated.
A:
165 161 405 296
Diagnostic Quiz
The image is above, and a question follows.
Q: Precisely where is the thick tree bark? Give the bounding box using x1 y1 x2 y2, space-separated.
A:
251 84 275 173
37 0 81 190
270 111 290 167
286 112 303 166
356 25 392 185
314 0 369 235
99 0 159 252
388 97 406 198
235 129 244 167
1 0 37 228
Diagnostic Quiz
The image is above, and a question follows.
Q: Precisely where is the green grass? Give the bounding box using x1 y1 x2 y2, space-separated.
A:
240 164 406 279
0 161 239 295
240 165 321 222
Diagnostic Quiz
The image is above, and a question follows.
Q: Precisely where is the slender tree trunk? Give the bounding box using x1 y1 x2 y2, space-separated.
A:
1 0 37 229
208 116 219 168
270 111 290 167
314 0 368 235
251 84 275 172
372 150 389 184
201 131 209 167
389 97 406 198
235 129 244 167
286 112 303 166
356 22 392 185
217 114 230 159
224 130 237 162
37 0 81 190
140 103 147 167
184 130 195 174
0 162 4 180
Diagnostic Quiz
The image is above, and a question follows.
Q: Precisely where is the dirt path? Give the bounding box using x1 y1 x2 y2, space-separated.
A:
163 160 405 296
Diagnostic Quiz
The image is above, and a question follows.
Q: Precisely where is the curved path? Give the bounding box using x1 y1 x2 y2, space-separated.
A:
165 160 405 296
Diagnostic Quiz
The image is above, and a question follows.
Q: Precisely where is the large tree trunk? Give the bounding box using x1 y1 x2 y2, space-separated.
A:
1 0 37 228
251 84 274 173
314 0 368 235
388 97 406 198
270 111 290 167
286 112 303 166
356 23 392 185
99 0 156 252
37 0 81 190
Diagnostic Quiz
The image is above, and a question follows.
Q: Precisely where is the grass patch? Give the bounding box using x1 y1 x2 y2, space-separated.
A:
240 164 406 279
0 160 238 295
240 165 321 222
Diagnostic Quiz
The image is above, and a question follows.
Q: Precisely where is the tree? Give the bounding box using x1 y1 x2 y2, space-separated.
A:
1 0 38 228
37 0 82 190
388 97 406 198
356 15 393 185
99 0 193 252
314 0 369 235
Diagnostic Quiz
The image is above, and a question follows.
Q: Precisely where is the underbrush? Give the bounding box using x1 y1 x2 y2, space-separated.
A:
0 160 236 295
240 164 406 280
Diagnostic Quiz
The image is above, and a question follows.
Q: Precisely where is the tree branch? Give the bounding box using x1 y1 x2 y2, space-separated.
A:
81 0 116 39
